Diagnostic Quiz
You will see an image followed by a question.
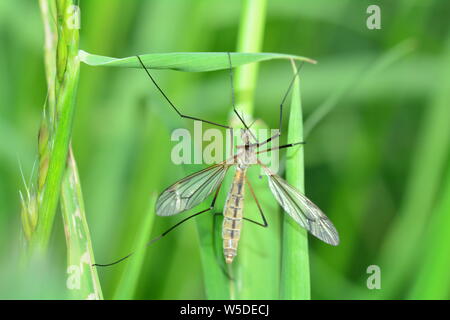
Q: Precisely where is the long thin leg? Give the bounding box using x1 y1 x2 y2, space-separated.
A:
257 61 305 148
227 52 248 130
212 212 222 259
257 141 305 155
244 177 268 228
226 53 258 143
93 208 211 267
93 179 224 267
136 55 231 129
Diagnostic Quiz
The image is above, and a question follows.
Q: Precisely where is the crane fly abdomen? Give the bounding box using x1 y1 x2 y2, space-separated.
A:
222 167 246 264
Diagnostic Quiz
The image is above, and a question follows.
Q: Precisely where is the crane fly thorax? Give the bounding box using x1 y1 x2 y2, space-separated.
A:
236 143 257 168
235 128 257 168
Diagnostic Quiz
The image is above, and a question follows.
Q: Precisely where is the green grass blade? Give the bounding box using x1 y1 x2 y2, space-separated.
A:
280 61 310 299
113 194 157 300
378 35 450 299
61 148 103 300
304 39 415 138
79 50 316 72
233 0 267 116
34 65 79 251
309 40 415 278
106 105 167 299
31 0 80 252
196 209 231 300
408 164 450 299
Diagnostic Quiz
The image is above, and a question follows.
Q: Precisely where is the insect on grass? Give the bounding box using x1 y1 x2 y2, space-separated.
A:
94 53 339 268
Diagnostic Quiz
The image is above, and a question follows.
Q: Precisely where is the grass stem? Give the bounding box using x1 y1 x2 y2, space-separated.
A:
32 0 80 252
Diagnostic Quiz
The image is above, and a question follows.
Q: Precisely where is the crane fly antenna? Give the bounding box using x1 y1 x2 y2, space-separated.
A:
136 55 231 129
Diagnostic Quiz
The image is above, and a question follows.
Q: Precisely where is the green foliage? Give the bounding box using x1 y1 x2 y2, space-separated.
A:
61 148 103 299
113 194 158 299
379 33 450 299
80 50 316 71
1 0 450 300
31 0 81 251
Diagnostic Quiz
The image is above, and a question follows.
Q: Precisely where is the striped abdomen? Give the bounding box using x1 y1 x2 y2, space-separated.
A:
222 167 246 264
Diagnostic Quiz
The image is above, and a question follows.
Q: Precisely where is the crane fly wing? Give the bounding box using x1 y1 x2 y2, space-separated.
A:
156 163 230 216
261 165 339 246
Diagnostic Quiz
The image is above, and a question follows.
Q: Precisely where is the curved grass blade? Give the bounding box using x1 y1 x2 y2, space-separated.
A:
113 194 157 300
308 40 416 281
408 165 450 299
61 148 103 300
79 50 316 72
195 206 231 300
378 35 450 299
304 39 415 138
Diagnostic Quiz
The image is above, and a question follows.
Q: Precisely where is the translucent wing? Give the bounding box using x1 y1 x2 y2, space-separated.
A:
262 166 339 246
156 163 230 216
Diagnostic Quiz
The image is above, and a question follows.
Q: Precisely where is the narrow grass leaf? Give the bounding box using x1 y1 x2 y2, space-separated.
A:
32 0 80 252
378 35 450 298
196 209 231 300
304 39 415 138
280 61 310 299
34 65 79 250
408 165 450 299
79 50 316 72
113 194 157 300
61 148 103 300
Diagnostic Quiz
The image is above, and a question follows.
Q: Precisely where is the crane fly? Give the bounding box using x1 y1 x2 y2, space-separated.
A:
156 128 339 264
93 53 339 268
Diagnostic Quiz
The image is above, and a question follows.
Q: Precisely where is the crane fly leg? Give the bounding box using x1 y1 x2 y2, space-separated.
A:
244 177 269 228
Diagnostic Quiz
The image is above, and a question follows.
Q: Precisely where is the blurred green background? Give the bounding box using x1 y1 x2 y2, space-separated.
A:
1 0 450 299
